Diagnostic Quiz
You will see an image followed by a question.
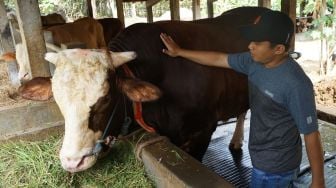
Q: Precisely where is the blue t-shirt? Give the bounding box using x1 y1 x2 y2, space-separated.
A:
228 52 318 173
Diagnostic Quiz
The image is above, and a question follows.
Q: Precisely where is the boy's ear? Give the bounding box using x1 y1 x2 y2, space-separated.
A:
274 44 286 55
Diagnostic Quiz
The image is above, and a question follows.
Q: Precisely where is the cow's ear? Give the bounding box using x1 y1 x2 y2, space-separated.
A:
45 52 59 65
18 77 53 101
109 51 137 68
120 78 161 102
0 52 16 62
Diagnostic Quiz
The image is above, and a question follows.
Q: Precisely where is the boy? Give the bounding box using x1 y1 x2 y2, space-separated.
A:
160 10 325 188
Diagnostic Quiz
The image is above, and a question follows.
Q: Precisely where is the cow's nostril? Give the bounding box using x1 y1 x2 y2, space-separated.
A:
76 156 86 168
62 157 83 170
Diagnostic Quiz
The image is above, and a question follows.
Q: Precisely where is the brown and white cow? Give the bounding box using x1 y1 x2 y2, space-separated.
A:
1 16 108 82
18 7 270 172
45 17 106 49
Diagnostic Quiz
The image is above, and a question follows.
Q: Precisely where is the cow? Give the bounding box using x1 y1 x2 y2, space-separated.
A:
41 13 66 27
45 17 106 48
0 17 106 82
7 13 107 48
16 6 269 173
97 18 123 46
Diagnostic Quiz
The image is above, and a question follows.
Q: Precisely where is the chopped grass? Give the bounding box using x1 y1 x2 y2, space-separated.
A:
0 135 154 187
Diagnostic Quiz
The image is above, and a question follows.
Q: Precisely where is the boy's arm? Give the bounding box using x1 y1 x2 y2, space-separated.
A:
304 131 325 188
160 33 231 69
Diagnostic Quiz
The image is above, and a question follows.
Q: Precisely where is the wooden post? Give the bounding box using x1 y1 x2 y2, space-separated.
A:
281 0 297 51
15 0 50 79
192 0 201 20
87 0 93 17
258 0 271 8
170 0 180 20
0 0 20 86
0 2 14 53
207 0 215 18
146 5 154 23
116 0 125 27
146 0 161 23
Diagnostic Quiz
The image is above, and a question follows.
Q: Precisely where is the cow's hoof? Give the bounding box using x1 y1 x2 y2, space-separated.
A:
229 144 243 159
229 143 243 151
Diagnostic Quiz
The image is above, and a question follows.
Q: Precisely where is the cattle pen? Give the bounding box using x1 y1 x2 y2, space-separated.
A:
1 0 336 187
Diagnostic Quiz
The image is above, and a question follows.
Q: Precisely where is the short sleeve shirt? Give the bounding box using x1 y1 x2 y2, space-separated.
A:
228 52 318 173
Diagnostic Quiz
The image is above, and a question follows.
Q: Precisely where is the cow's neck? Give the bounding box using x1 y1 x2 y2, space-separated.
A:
121 65 158 133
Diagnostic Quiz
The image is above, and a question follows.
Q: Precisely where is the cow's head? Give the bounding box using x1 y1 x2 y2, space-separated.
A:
24 49 159 172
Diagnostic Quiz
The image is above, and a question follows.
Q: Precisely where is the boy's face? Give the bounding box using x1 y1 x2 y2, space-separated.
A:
248 41 284 66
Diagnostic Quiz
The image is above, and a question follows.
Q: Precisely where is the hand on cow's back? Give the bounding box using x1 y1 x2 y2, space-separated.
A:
159 33 231 69
160 33 182 57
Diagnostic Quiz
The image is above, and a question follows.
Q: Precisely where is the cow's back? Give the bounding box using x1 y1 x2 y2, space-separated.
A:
46 17 106 48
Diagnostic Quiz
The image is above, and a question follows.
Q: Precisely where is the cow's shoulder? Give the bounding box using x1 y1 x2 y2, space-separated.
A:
109 23 163 51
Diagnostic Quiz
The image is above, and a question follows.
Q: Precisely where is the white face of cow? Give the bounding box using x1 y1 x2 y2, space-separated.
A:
45 49 136 172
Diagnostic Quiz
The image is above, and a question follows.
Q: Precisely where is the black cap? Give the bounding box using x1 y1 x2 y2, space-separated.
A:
240 10 294 45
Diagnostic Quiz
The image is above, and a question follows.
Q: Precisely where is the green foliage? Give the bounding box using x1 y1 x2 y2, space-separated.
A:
54 0 87 20
94 0 114 17
302 0 335 15
303 0 316 14
3 0 15 11
39 0 57 14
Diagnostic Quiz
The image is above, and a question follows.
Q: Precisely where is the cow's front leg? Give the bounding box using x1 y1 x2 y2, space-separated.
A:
229 112 246 150
179 126 214 161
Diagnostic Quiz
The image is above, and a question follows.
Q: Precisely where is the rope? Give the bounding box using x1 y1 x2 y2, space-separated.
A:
135 135 169 161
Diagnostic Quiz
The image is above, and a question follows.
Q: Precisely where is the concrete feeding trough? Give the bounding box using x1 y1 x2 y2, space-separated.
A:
0 100 63 141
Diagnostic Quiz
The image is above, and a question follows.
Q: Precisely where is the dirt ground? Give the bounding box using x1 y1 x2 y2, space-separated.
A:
295 32 336 107
314 79 336 106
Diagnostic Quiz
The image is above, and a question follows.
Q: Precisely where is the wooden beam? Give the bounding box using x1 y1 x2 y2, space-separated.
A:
15 0 50 79
0 0 20 86
192 0 201 20
146 0 161 7
170 0 180 20
258 0 271 8
281 0 296 51
116 0 125 27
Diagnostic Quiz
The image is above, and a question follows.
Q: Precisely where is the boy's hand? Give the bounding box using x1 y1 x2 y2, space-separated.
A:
160 33 181 57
